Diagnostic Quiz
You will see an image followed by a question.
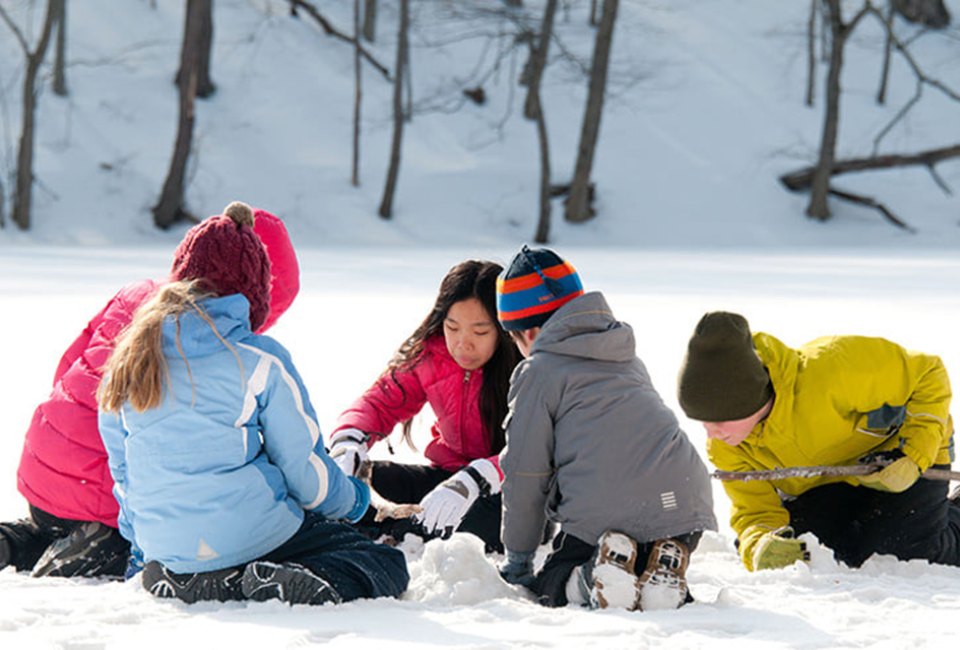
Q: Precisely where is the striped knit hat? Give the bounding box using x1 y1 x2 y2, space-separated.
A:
497 245 584 331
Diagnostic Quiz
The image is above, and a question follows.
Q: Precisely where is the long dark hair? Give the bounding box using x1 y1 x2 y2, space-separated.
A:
385 260 519 454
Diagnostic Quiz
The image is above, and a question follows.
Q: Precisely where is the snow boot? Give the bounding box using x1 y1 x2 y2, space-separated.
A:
0 534 10 571
141 561 244 604
589 530 642 611
31 521 129 578
241 561 342 606
637 538 690 611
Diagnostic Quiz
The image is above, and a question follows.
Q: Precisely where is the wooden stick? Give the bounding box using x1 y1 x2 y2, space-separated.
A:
713 464 960 482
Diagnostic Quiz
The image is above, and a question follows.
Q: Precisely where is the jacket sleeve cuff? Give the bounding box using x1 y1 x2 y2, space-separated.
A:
343 476 371 523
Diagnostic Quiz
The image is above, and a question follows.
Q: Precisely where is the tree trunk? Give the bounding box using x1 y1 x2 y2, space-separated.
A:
532 2 559 243
805 0 817 107
11 0 57 231
362 0 376 42
176 0 215 98
378 0 409 220
352 0 362 187
51 0 67 96
877 2 894 105
533 94 552 244
564 0 618 224
780 143 960 190
153 0 204 229
402 28 412 122
523 0 557 121
806 0 844 221
589 0 599 26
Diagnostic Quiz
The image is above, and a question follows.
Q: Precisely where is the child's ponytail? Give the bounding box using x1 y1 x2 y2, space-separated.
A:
99 280 211 413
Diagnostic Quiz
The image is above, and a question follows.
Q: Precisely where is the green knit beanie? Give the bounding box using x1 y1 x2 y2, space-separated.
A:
677 311 773 422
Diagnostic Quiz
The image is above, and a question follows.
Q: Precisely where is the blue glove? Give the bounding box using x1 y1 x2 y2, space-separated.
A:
499 550 535 587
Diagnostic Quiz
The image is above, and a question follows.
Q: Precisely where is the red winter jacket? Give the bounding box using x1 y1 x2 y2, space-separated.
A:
16 210 300 527
334 335 502 476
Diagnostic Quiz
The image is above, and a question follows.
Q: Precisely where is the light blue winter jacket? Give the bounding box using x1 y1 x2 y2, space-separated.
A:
99 294 368 574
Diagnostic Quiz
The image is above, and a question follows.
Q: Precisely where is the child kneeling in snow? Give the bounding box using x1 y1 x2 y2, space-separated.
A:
98 203 408 605
496 246 717 611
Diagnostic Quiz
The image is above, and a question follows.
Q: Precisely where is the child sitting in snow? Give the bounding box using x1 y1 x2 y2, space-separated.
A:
0 204 299 579
329 260 521 552
97 202 408 604
496 246 717 611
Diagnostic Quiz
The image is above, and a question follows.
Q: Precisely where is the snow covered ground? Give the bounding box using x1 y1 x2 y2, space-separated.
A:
1 0 960 647
1 247 959 649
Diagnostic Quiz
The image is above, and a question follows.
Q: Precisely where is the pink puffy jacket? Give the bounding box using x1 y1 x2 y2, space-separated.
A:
16 209 300 527
334 335 502 476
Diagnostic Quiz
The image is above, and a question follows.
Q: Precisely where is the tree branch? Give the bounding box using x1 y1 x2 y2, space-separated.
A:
827 185 916 232
780 143 960 191
0 6 30 54
287 0 391 81
864 3 960 152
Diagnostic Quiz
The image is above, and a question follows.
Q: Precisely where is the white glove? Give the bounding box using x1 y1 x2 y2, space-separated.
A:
416 458 501 539
329 428 369 478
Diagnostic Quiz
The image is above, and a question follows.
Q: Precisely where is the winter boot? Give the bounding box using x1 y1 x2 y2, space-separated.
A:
141 561 244 604
241 561 342 606
637 538 690 611
31 522 130 578
0 533 10 571
589 530 642 611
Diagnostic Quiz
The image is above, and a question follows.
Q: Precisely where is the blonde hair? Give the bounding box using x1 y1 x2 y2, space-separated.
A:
99 280 236 413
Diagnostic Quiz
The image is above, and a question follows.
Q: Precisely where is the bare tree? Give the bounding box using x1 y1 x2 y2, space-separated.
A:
805 0 818 106
153 0 207 229
807 1 869 220
175 0 215 98
531 0 558 243
876 0 895 104
51 0 67 96
564 0 618 224
362 0 377 42
1 1 58 231
352 0 362 187
803 0 959 223
288 0 391 80
378 0 410 220
589 0 599 26
522 0 555 120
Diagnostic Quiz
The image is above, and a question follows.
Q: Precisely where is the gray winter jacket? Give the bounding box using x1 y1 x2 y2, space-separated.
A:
500 292 717 553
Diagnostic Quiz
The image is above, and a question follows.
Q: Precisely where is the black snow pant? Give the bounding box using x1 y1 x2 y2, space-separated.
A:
355 460 504 553
532 529 702 608
258 512 409 601
0 505 129 576
785 463 960 568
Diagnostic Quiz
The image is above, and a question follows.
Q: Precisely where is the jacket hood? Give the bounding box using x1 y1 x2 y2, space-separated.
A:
162 294 250 358
531 292 635 363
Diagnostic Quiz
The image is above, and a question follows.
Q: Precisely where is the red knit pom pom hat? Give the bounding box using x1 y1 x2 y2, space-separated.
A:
170 201 271 331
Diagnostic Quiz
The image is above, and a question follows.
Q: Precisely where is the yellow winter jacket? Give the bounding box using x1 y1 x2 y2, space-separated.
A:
708 333 953 572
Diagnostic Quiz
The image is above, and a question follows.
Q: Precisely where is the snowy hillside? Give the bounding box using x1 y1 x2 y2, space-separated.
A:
0 0 957 249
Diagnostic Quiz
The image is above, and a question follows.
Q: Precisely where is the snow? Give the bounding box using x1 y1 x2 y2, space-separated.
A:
2 0 960 648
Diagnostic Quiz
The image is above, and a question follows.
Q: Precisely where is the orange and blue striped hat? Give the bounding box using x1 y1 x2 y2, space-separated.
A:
497 245 584 331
